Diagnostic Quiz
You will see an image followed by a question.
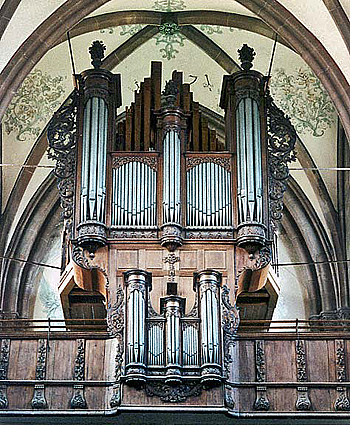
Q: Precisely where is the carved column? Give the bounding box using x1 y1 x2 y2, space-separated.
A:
159 80 186 251
125 270 151 386
334 339 350 410
31 339 48 409
295 339 311 410
70 339 87 408
254 340 269 410
75 41 121 252
160 295 185 383
196 270 222 386
0 339 10 409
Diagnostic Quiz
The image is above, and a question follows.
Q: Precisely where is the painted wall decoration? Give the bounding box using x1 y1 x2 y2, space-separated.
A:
3 70 65 142
153 0 186 11
39 274 62 319
270 68 336 137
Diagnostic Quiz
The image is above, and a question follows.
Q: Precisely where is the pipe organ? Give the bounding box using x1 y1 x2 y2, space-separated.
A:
46 41 295 411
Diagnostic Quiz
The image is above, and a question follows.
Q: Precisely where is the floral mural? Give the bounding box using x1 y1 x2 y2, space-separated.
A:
270 68 336 137
3 69 65 142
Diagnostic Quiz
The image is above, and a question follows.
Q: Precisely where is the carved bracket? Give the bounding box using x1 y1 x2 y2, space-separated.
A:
31 384 47 409
47 90 78 236
296 386 311 411
224 383 235 410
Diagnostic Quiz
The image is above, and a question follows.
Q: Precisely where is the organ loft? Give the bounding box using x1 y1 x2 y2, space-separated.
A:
2 39 348 424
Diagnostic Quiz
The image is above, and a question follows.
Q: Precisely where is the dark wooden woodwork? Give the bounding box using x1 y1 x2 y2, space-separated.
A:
1 330 350 415
115 62 223 152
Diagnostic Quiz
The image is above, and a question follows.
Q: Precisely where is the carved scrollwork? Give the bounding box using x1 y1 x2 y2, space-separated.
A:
0 386 8 409
186 230 233 240
112 156 158 171
266 92 297 223
73 339 85 382
295 340 312 410
224 383 235 410
335 387 350 411
70 340 87 409
108 286 125 407
186 156 231 171
336 340 346 382
35 339 47 381
31 340 48 409
255 340 266 382
0 339 10 381
110 230 158 239
295 340 307 382
71 245 90 269
110 383 121 408
0 340 10 410
107 287 124 337
254 341 270 410
334 340 350 410
47 90 78 234
253 246 272 270
221 285 240 378
145 380 202 402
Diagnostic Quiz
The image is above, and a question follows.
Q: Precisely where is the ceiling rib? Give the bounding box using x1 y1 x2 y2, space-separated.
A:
103 25 159 71
180 25 241 73
54 10 291 49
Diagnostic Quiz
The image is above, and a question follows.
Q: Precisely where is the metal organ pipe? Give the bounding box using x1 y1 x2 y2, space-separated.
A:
112 161 157 227
163 130 181 225
75 43 121 251
236 98 263 225
161 296 185 383
80 97 108 224
196 270 222 386
124 270 151 386
186 162 231 227
219 44 270 254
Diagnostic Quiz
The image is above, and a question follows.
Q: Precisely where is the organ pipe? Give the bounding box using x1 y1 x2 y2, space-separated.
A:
160 296 185 383
124 270 151 386
196 270 222 386
158 80 185 251
220 44 269 255
112 161 157 227
186 162 232 227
